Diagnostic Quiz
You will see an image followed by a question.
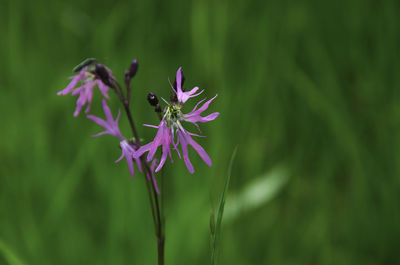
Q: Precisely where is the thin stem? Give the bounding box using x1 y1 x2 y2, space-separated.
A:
112 78 139 141
161 167 165 229
123 103 140 141
110 78 165 265
126 82 132 106
112 78 125 100
158 236 165 265
144 167 158 230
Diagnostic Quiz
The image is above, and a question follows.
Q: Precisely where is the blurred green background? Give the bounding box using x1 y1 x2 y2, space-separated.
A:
1 0 400 264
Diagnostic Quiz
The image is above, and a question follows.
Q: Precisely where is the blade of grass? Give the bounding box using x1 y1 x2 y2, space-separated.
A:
211 146 238 265
0 239 27 265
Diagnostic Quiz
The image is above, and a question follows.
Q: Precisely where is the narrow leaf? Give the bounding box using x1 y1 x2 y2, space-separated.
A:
211 146 238 265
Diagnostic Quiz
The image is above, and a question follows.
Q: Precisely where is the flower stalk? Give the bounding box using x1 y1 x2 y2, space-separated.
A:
58 58 219 265
106 68 165 265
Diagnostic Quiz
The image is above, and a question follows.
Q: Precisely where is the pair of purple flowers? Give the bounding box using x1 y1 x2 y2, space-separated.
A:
58 64 219 180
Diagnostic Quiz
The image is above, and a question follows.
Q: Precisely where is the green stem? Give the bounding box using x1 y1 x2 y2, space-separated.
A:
111 79 165 265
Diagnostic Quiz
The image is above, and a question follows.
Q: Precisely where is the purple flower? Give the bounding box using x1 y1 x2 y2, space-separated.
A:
87 99 124 140
173 67 203 104
57 67 110 116
87 99 141 178
116 140 142 178
135 67 218 173
135 120 180 172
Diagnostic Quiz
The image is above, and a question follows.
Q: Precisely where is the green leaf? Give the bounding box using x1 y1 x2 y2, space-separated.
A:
211 146 238 265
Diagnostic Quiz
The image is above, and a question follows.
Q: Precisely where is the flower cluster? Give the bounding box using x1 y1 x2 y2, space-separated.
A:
57 63 145 181
135 67 219 173
58 61 218 186
58 59 218 265
57 66 110 117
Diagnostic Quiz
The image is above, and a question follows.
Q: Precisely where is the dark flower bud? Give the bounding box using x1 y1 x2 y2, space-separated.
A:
125 59 138 87
95 64 113 87
155 105 162 113
126 58 138 79
147 92 159 106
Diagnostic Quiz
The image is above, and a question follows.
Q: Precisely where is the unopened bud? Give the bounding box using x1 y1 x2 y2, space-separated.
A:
95 64 112 87
147 92 159 106
126 58 138 79
155 105 162 113
125 59 139 87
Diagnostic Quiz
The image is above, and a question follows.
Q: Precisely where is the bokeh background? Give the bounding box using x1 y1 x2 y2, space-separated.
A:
1 0 400 264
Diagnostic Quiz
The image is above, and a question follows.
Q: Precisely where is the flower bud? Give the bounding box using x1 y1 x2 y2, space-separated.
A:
95 64 113 87
125 59 139 87
126 58 138 79
155 105 162 113
147 92 159 106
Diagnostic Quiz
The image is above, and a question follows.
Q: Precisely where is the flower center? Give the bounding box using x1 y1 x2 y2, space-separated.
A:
164 104 183 129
